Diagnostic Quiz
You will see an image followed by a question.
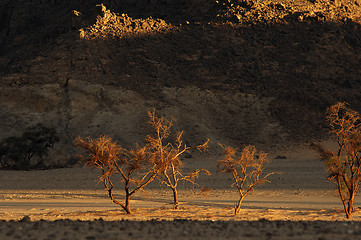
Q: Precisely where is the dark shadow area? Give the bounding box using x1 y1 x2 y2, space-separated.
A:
0 0 99 75
75 21 361 143
100 0 218 24
1 0 361 151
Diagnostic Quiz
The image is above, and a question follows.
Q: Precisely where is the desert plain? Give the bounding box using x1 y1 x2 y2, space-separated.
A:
1 145 361 239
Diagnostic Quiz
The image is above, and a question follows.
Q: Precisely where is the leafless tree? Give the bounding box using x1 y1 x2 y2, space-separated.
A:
218 144 275 215
146 109 210 209
313 102 361 219
75 136 158 214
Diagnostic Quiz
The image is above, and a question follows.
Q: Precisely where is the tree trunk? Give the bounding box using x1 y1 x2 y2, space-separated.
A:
234 195 245 215
172 187 179 209
106 181 132 214
336 178 349 219
124 193 131 214
346 193 355 219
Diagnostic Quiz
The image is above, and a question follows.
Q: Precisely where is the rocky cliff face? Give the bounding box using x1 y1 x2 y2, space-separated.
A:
1 0 361 164
0 79 285 164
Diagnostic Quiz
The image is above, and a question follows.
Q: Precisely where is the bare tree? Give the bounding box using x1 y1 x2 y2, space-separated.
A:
75 136 158 214
146 109 210 209
218 144 274 215
313 102 361 219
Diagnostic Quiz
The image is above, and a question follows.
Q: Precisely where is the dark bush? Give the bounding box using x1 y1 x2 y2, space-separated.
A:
0 124 59 170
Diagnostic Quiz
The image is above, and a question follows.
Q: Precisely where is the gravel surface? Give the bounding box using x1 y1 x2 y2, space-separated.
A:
1 219 361 240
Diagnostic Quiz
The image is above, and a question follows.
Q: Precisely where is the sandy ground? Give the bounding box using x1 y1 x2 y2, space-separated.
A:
1 147 361 239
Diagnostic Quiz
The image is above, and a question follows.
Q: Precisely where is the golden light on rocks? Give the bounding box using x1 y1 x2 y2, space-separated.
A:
80 4 177 40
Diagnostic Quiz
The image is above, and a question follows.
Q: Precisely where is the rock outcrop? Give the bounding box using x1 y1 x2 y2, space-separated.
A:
1 0 361 164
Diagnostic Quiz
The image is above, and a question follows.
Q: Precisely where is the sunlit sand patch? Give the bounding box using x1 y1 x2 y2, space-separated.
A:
2 206 359 222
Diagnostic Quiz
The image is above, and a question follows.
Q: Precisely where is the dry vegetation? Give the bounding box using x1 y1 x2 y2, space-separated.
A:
74 136 158 214
218 144 275 215
75 110 210 213
313 102 361 219
75 103 361 219
146 110 210 209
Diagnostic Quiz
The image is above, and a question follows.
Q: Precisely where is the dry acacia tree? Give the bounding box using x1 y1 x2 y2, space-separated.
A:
313 102 361 219
75 136 158 214
218 144 275 215
147 110 210 209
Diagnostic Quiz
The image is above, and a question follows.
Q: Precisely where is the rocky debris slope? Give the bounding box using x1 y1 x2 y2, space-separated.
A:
1 0 361 164
81 4 177 40
217 0 361 24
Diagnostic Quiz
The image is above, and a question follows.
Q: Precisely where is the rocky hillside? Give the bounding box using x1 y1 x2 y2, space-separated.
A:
1 0 361 165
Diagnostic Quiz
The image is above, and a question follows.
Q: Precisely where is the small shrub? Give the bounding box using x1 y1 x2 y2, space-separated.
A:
0 124 59 170
217 144 275 215
313 102 361 219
